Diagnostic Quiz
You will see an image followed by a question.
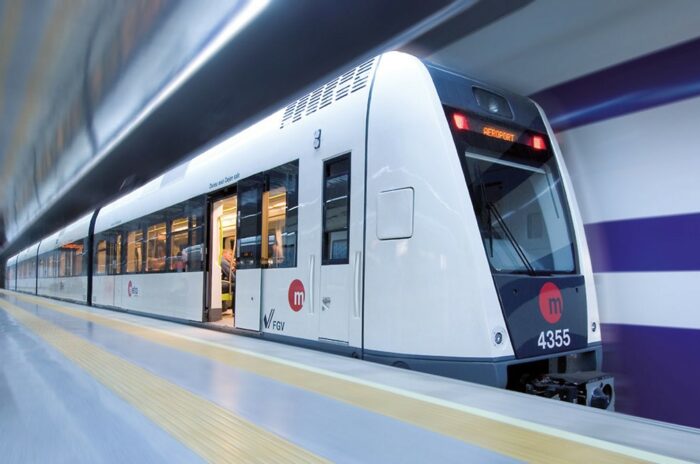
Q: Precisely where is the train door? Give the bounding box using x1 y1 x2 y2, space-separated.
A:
234 175 264 331
318 153 358 343
209 192 238 325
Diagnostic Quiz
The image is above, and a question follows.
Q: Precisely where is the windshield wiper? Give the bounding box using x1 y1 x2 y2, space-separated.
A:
488 202 536 275
472 165 494 258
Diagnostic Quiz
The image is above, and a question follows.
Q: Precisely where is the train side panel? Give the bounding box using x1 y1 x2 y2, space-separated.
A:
363 52 512 361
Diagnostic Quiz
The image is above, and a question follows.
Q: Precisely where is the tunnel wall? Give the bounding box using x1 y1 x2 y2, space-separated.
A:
533 37 700 427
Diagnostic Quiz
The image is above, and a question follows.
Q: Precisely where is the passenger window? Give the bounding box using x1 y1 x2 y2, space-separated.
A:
72 240 85 276
114 234 122 275
146 223 166 272
237 175 264 269
59 249 68 277
106 233 122 275
54 251 60 277
263 160 298 268
126 230 144 273
50 251 58 277
170 217 189 271
186 200 204 272
322 154 350 264
96 240 107 275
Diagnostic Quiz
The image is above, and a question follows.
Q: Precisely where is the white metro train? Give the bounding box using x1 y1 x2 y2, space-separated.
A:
4 52 613 408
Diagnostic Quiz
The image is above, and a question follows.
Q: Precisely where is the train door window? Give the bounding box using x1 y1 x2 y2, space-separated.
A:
146 222 167 272
187 199 205 271
237 175 264 269
322 154 350 264
263 160 298 268
96 239 108 275
126 229 144 273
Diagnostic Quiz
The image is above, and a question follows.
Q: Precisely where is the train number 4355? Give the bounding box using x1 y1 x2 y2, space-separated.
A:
538 328 571 350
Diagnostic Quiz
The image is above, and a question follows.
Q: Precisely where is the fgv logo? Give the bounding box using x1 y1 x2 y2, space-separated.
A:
127 280 139 297
538 282 562 324
288 279 305 312
263 308 285 331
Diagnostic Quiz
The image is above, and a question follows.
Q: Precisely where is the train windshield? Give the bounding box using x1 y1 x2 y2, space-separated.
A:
462 132 576 274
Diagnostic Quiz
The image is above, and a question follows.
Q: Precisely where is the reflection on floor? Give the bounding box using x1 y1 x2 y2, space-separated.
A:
209 310 233 328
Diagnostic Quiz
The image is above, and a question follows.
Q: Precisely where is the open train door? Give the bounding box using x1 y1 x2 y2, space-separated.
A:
234 175 264 331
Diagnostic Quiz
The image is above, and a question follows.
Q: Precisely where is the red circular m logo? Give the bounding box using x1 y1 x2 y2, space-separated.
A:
538 282 563 324
288 279 305 312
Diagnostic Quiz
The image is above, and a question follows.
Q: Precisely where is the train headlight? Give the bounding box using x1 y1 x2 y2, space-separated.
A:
492 327 506 346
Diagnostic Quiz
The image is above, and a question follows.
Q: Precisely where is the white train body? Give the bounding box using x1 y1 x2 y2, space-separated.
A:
4 52 610 401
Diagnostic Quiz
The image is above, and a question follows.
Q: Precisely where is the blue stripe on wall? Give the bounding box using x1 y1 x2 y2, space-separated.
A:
530 36 700 131
584 213 700 273
601 323 700 428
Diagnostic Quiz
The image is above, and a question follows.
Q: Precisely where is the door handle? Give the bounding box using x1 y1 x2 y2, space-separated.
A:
308 255 315 314
321 297 331 311
353 251 362 318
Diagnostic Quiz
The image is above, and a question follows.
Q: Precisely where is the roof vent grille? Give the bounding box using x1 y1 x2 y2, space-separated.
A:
280 57 376 129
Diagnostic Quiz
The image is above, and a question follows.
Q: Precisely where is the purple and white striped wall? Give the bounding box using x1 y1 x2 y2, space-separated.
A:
533 36 700 428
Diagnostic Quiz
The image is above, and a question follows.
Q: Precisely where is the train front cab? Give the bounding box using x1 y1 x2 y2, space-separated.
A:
363 52 613 409
435 62 614 408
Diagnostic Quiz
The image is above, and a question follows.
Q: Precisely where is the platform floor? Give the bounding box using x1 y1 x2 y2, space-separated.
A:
0 290 698 463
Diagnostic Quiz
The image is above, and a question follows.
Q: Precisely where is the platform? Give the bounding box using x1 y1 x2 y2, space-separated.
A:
0 290 697 463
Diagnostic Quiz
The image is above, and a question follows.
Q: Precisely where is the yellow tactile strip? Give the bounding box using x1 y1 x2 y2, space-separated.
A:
2 291 685 464
0 298 327 464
